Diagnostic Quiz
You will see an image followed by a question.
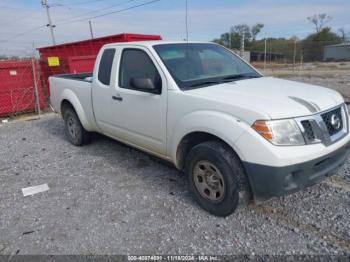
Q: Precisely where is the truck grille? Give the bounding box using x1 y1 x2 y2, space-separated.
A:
301 120 315 141
296 104 347 146
321 107 343 136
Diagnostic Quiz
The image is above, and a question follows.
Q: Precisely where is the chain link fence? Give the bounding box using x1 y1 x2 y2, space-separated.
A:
0 57 46 120
241 39 349 71
240 39 350 102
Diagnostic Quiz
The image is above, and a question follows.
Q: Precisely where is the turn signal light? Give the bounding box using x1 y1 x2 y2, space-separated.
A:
252 120 273 140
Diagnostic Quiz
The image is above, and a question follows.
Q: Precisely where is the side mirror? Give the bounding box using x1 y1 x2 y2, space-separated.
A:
130 77 161 94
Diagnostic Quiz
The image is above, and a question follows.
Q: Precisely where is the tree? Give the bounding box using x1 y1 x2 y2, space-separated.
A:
251 23 264 41
338 28 348 42
231 24 251 40
213 23 264 49
301 27 342 61
213 32 230 47
307 14 332 33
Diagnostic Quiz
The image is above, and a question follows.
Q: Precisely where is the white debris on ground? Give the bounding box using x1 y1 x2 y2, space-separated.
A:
22 184 50 197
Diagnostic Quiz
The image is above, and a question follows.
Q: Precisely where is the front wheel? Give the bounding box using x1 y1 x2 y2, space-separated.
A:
185 141 251 217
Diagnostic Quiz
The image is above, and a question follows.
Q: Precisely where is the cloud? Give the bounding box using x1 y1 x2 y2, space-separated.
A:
0 0 349 55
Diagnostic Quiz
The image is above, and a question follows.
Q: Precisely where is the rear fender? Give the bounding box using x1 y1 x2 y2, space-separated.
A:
60 89 93 131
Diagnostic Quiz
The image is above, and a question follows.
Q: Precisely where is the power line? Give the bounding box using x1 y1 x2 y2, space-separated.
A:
53 0 109 6
56 0 161 25
54 0 138 23
0 14 29 26
0 41 48 45
0 25 45 43
0 5 40 11
0 0 161 44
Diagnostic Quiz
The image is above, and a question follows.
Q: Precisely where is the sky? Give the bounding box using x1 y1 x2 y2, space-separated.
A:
0 0 349 56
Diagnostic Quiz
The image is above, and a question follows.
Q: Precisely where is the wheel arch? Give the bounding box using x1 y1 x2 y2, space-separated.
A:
170 110 249 170
59 89 92 131
61 99 74 114
175 130 246 172
176 132 222 170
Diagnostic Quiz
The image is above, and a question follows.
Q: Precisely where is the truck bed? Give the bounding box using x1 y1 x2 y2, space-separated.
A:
53 72 93 82
49 72 97 131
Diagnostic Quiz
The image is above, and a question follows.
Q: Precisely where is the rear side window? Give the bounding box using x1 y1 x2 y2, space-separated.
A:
98 49 115 85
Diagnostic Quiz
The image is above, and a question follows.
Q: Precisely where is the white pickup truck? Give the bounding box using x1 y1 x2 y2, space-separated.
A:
50 41 350 216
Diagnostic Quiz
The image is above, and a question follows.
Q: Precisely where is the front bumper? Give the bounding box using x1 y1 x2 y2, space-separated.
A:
243 142 350 202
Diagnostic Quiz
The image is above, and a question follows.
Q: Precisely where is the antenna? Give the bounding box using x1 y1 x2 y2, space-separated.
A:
185 0 189 42
184 0 189 80
89 21 94 39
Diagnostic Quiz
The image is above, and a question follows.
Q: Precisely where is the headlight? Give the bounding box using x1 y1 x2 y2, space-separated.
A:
252 119 305 145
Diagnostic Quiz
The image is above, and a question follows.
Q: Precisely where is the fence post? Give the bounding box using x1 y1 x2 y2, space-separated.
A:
293 39 297 72
240 33 245 58
31 58 41 117
299 53 304 76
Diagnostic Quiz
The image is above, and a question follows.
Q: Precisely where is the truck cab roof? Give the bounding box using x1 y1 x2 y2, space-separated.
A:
103 40 214 48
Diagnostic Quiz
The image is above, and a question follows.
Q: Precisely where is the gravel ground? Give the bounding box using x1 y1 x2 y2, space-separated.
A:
0 112 350 256
261 62 350 101
279 75 350 102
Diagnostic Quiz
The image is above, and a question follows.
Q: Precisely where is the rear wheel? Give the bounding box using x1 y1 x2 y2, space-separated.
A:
185 141 251 216
63 107 90 146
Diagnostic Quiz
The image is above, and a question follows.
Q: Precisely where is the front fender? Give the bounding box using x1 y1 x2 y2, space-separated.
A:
60 89 93 131
169 110 251 168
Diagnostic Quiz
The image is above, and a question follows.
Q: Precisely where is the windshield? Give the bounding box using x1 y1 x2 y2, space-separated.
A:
153 43 261 90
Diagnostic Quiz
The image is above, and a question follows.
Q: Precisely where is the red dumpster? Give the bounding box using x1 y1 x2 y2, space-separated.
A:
68 55 97 74
37 33 162 93
0 60 46 116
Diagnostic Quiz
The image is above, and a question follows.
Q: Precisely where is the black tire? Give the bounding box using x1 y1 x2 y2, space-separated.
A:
63 107 91 146
185 141 251 217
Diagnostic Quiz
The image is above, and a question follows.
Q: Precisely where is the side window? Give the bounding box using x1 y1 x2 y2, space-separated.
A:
98 49 116 85
119 49 161 92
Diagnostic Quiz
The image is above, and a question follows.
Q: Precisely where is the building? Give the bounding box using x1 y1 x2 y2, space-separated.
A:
324 43 350 61
231 50 251 62
250 51 284 63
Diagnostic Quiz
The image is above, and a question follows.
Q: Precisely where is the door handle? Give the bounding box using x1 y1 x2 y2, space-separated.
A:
112 95 123 101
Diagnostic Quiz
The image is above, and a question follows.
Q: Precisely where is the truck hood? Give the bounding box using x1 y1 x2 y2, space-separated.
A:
187 77 344 119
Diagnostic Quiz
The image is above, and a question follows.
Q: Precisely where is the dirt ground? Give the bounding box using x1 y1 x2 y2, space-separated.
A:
0 62 350 256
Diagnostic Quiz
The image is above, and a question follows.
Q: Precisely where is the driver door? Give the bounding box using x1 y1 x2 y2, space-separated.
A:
109 46 167 155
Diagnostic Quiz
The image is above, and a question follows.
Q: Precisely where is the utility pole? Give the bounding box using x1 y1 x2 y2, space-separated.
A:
89 21 94 39
264 38 267 71
42 0 56 45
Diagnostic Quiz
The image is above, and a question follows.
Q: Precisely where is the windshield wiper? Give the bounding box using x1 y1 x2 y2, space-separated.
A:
187 80 225 88
222 74 260 81
186 74 260 89
187 78 240 88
